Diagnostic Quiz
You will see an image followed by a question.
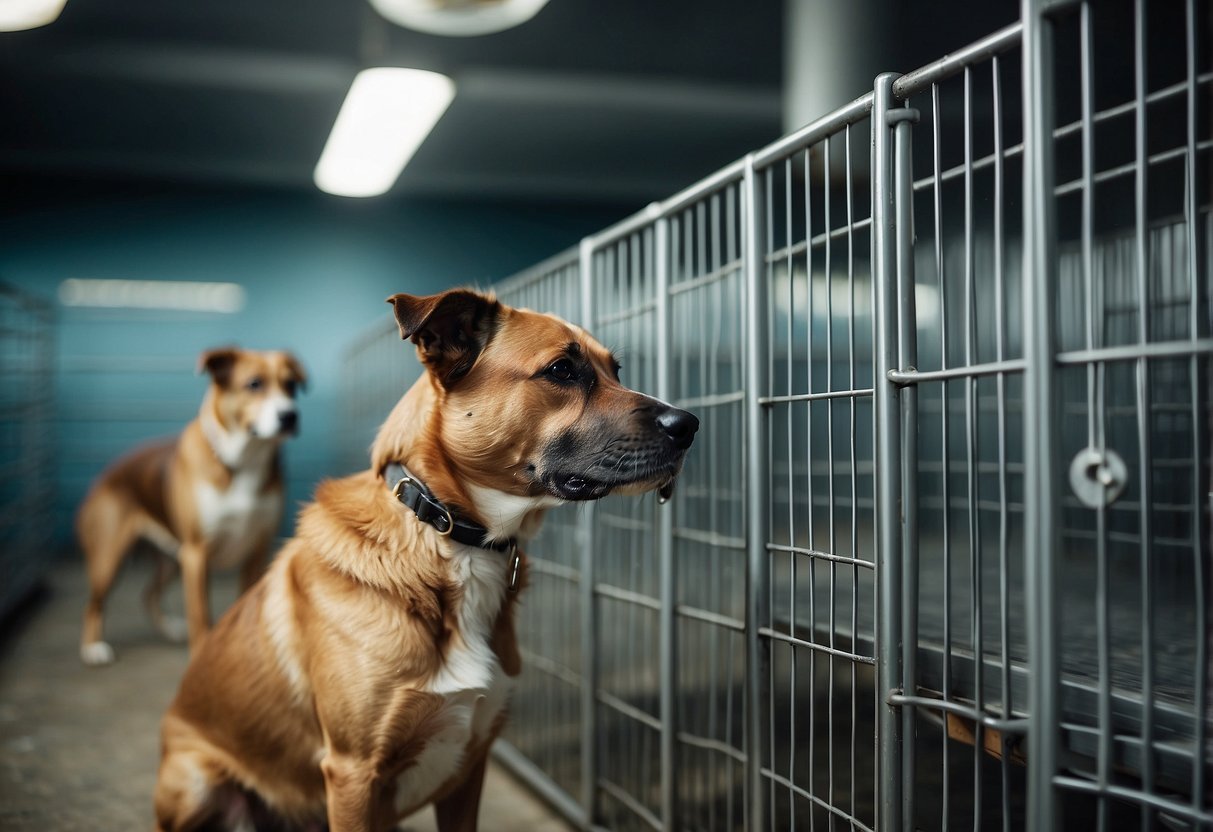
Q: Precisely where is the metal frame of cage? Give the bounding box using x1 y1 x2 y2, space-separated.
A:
0 283 55 619
338 2 1211 828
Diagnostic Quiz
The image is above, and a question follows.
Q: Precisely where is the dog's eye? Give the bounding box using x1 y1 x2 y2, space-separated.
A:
246 377 263 391
545 359 577 383
283 380 297 396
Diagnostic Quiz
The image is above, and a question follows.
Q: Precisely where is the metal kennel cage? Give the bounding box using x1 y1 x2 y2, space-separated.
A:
0 283 55 619
339 1 1211 828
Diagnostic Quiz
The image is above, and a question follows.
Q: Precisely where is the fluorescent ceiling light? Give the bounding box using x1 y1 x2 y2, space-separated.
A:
58 279 245 313
0 0 67 31
368 0 550 37
314 67 455 198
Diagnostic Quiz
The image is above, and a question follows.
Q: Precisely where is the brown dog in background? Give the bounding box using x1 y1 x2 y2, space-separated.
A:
77 347 306 666
153 290 698 831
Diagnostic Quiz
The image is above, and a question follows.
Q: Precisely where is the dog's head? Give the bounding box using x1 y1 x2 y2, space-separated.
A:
198 347 307 440
383 289 698 503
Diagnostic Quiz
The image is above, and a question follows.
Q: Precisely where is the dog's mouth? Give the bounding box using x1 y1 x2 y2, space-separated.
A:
542 457 686 502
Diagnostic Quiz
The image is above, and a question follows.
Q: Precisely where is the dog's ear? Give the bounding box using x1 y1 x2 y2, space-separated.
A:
197 347 239 387
282 352 308 393
386 290 500 387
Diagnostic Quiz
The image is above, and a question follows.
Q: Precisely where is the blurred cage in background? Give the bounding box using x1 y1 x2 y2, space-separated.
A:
339 1 1211 829
0 283 55 619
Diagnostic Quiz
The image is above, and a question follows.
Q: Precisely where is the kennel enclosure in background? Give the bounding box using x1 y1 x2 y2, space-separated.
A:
341 1 1211 829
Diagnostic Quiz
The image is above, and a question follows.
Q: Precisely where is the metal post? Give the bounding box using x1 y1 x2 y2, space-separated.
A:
871 71 904 832
892 100 920 832
654 215 677 830
1021 1 1060 829
742 153 770 832
578 235 600 829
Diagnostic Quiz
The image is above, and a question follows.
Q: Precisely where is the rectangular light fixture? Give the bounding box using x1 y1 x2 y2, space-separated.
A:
314 67 455 198
0 0 66 31
58 279 245 313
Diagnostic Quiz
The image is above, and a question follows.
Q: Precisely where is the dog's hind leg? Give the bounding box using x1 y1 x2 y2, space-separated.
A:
79 490 142 666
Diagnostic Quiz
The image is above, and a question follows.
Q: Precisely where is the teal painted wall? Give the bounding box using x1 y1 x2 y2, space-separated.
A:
0 186 627 548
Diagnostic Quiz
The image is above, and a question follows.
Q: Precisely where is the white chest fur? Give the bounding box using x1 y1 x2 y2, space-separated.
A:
393 543 515 813
193 470 280 569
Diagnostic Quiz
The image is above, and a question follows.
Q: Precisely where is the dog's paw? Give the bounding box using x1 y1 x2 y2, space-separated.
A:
80 641 116 666
157 615 189 643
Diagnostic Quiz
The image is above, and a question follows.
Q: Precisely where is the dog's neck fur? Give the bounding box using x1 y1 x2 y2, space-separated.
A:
199 391 276 474
371 374 557 543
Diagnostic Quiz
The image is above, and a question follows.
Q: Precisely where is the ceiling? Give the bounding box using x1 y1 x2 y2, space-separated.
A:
0 0 784 203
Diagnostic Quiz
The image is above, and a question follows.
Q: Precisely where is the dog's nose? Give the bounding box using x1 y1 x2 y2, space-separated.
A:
278 411 299 432
656 408 699 450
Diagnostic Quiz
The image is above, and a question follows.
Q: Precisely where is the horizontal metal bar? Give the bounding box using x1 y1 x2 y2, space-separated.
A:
517 646 582 688
1055 139 1213 196
1055 338 1213 364
887 693 1031 733
491 741 593 830
752 93 874 167
594 299 658 327
760 767 876 832
597 778 662 831
595 690 663 731
491 247 581 295
1053 71 1213 141
662 159 747 216
763 216 875 264
586 203 663 250
593 582 660 611
672 390 745 410
527 558 581 583
888 358 1028 385
1052 775 1213 824
674 604 746 632
758 626 877 665
913 143 1025 192
671 526 745 551
667 258 743 295
674 731 747 763
759 387 875 405
892 22 1023 98
765 542 875 569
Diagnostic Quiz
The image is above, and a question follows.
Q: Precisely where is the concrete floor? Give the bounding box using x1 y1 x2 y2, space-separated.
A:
0 557 574 832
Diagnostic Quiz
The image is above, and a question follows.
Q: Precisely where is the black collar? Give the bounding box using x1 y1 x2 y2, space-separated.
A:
382 462 517 555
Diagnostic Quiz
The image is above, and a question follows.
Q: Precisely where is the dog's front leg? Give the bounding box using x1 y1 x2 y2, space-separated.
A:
178 540 211 649
433 750 488 832
320 752 381 832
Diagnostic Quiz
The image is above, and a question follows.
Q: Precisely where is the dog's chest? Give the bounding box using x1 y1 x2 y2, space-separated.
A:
392 546 514 813
194 470 280 567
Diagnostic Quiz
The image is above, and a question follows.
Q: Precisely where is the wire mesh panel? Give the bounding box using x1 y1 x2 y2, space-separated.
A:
667 179 748 832
1026 0 1213 828
0 283 54 618
752 103 880 831
887 25 1033 831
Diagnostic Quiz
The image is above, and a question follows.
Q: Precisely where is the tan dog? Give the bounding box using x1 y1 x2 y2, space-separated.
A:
153 290 698 832
78 347 306 666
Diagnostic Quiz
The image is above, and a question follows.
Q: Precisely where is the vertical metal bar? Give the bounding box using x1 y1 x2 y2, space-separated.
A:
656 216 676 831
892 101 920 832
930 81 953 832
578 235 600 829
1021 1 1061 828
1132 4 1156 825
1184 0 1208 814
992 51 1013 832
744 153 771 832
872 71 904 832
962 64 985 832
